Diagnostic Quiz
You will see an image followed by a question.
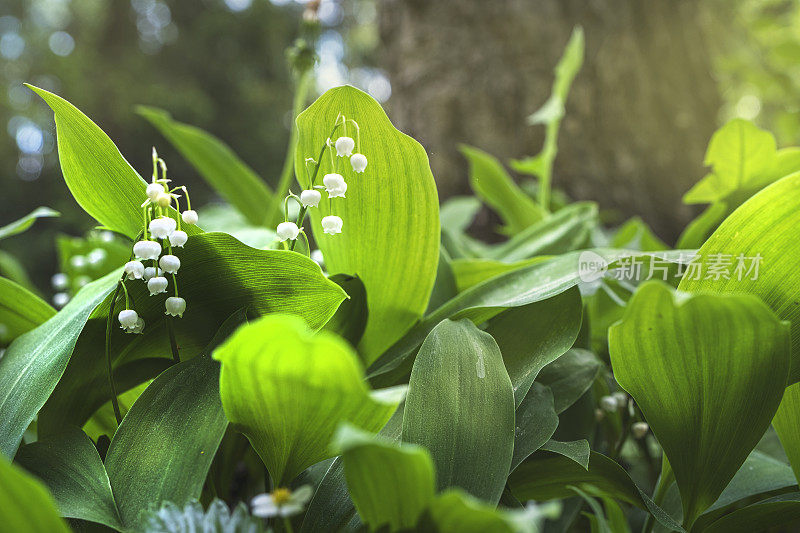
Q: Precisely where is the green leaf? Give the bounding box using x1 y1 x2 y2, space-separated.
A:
140 499 265 533
323 274 368 348
0 250 37 292
422 489 554 533
611 217 668 252
540 439 591 470
0 269 118 458
295 86 440 363
28 85 198 239
138 106 274 227
440 196 481 234
609 281 791 527
402 319 514 503
213 313 405 484
0 275 55 344
0 207 59 241
0 455 70 532
536 349 601 414
333 424 435 531
450 257 548 293
460 144 546 234
15 428 123 530
427 248 458 313
701 493 800 533
511 383 559 471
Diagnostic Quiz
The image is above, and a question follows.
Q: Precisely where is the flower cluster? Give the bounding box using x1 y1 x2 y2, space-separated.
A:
276 114 367 250
117 149 198 333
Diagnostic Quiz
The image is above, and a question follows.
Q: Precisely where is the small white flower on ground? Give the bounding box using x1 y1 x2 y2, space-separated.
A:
350 153 368 173
182 210 199 225
321 215 343 235
156 192 172 207
118 309 139 331
149 217 177 239
70 255 87 269
159 254 181 274
124 260 145 280
133 240 161 261
53 292 70 308
143 266 162 281
169 230 188 247
251 486 313 518
165 296 186 317
300 189 321 207
632 422 649 439
276 221 301 241
126 317 145 335
51 273 68 290
323 173 347 198
146 182 164 202
147 276 169 296
335 136 355 157
600 395 617 412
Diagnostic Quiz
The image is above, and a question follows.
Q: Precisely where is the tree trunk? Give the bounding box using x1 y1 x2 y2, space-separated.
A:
379 0 720 242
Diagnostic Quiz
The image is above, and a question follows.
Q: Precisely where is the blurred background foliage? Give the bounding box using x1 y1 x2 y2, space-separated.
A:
1 0 799 305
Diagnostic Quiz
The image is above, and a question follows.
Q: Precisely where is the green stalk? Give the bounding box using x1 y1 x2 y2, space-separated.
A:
105 281 124 425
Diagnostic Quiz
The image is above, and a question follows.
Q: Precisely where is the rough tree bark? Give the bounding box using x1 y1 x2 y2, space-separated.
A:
379 0 720 242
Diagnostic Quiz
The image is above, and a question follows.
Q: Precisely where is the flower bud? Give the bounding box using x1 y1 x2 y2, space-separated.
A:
165 296 186 317
156 192 172 207
350 153 368 173
600 395 617 412
143 266 162 281
146 182 164 202
149 216 177 239
133 240 162 261
70 255 86 269
169 230 188 248
118 309 139 330
300 189 321 207
277 221 301 242
321 215 343 235
124 260 145 280
335 136 355 157
53 292 69 308
147 276 168 296
182 210 199 225
323 173 347 198
159 254 181 274
632 422 649 439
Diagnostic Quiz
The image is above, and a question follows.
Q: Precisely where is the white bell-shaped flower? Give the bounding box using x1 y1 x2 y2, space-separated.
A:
159 254 181 274
300 189 321 207
147 276 169 296
350 153 368 173
156 192 172 207
149 217 177 239
321 215 343 235
143 266 162 281
323 173 347 198
126 317 145 335
182 210 199 225
169 230 188 248
118 309 139 331
133 240 162 261
146 182 164 202
124 260 145 280
165 296 186 317
276 221 300 242
335 136 355 157
632 422 649 439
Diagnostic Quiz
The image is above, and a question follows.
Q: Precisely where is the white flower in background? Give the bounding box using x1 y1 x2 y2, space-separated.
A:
335 136 355 157
143 266 162 281
124 260 145 280
75 276 91 287
321 215 343 235
632 422 650 439
300 189 321 207
182 210 199 225
134 240 161 261
311 249 324 266
149 217 177 239
118 309 139 331
251 486 313 518
276 221 301 242
147 276 168 296
87 248 107 265
350 153 368 173
169 230 188 248
51 272 68 290
100 231 115 243
70 255 87 269
159 254 181 274
165 296 186 317
599 395 617 412
53 292 70 308
125 317 145 335
146 182 164 202
323 173 347 198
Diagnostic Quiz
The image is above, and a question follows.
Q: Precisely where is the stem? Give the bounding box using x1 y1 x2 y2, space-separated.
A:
105 281 124 426
166 316 180 363
289 207 307 251
282 516 294 533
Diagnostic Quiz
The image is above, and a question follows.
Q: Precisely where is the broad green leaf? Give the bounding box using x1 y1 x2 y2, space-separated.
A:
675 202 730 254
333 424 435 531
0 249 36 291
39 232 346 436
540 440 591 470
0 269 118 458
15 428 122 530
213 313 405 485
451 257 548 293
774 384 800 483
28 85 199 239
569 486 613 533
323 274 368 348
105 353 228 529
511 383 559 471
611 217 668 251
295 86 439 363
609 281 790 527
196 203 279 249
0 455 70 532
0 275 55 343
402 319 514 503
0 206 59 241
138 106 274 227
440 196 481 234
702 493 800 533
460 144 546 234
422 489 556 533
536 349 601 414
426 248 458 313
140 499 265 533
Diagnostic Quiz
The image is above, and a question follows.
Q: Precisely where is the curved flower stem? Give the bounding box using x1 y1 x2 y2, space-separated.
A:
166 316 180 363
105 280 124 425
